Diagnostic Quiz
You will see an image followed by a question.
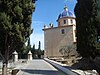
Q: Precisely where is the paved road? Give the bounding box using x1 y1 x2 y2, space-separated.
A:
17 59 66 75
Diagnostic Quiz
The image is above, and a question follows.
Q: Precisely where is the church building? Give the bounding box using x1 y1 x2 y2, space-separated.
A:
43 6 76 58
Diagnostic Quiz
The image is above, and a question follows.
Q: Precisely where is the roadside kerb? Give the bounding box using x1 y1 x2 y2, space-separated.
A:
44 58 78 75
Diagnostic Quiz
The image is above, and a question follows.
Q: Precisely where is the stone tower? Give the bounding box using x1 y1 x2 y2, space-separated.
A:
43 6 76 58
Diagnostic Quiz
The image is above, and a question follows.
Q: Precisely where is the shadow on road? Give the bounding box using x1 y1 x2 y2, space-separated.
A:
21 69 65 75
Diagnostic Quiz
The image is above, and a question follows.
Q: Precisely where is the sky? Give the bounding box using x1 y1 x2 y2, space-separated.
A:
30 0 77 50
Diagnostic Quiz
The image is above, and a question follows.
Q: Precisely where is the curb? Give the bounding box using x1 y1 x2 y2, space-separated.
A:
44 58 78 75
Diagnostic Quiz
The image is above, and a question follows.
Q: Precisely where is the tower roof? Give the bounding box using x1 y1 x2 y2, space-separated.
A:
57 6 75 20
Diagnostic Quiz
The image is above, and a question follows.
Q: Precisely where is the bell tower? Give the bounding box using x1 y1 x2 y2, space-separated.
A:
57 6 76 27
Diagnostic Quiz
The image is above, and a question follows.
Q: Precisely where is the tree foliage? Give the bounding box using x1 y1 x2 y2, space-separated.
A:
32 42 44 59
27 37 31 52
74 0 100 58
0 0 35 74
20 37 32 59
38 41 41 50
59 45 76 59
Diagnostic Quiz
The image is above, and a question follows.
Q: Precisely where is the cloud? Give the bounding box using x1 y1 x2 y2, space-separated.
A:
32 21 44 24
31 20 44 33
31 21 44 28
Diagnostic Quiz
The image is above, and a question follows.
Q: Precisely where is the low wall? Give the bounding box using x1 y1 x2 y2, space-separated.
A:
44 58 78 75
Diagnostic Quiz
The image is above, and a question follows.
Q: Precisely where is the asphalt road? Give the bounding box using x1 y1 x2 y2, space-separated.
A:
17 59 67 75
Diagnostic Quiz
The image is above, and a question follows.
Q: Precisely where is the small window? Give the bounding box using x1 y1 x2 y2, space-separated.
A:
61 29 65 34
64 20 66 24
71 19 73 24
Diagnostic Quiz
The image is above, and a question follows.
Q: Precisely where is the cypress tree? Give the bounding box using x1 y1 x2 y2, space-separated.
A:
27 37 31 51
0 0 36 74
38 41 41 50
74 0 100 58
32 44 35 58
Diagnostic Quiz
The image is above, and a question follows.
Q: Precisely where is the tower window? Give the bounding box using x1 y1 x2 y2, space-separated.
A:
70 19 73 24
64 20 66 24
61 29 65 34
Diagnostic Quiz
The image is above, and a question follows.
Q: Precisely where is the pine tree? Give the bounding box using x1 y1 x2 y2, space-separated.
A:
0 0 36 75
74 0 100 58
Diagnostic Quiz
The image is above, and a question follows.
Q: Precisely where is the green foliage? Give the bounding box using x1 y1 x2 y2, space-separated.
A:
0 0 35 60
0 0 35 74
38 41 41 50
32 43 44 59
59 45 76 59
74 0 100 58
26 37 31 53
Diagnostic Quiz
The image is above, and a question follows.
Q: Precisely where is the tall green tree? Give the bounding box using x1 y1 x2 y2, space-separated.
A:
27 37 31 51
0 0 35 75
38 41 41 50
21 37 31 59
32 44 36 58
74 0 100 58
38 41 41 58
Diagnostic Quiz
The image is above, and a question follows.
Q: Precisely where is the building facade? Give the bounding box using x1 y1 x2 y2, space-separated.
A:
43 6 77 58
